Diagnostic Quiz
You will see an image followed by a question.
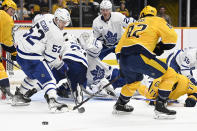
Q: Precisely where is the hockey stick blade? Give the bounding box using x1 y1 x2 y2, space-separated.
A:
73 75 121 110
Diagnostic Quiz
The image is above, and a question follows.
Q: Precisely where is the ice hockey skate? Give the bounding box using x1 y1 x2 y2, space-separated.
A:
113 103 134 115
0 86 13 104
24 88 37 98
44 94 69 113
11 87 31 106
112 97 134 114
154 99 176 119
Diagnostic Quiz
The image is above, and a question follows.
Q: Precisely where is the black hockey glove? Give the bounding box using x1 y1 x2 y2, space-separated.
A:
185 98 196 107
11 51 17 61
153 45 164 56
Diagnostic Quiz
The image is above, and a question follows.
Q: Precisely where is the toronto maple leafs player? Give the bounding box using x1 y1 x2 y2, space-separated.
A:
166 47 197 85
92 0 135 60
12 8 71 113
79 32 126 96
54 33 88 103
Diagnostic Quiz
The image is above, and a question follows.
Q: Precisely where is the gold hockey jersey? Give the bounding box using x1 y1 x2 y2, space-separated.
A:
0 10 14 47
138 74 197 101
115 16 177 55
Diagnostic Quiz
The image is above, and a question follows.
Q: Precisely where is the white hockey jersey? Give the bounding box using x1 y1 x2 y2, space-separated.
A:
167 48 197 83
86 55 113 86
92 12 135 48
61 37 88 68
15 14 64 63
78 32 114 85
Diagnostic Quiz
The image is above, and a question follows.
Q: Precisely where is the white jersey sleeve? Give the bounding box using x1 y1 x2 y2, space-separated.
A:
176 49 197 80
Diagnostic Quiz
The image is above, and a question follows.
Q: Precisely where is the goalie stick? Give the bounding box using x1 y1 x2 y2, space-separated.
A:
72 75 121 110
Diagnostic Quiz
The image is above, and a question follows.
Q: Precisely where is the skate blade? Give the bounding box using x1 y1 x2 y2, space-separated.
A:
112 109 133 115
154 111 176 120
11 101 30 106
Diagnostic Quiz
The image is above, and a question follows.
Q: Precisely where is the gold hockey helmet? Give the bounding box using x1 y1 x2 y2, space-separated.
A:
2 0 17 10
139 5 157 18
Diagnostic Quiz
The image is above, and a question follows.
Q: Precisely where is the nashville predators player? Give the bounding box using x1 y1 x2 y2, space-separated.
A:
0 0 17 100
138 74 197 107
114 5 178 119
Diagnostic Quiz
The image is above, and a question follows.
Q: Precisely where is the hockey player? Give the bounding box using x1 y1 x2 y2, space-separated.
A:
12 8 71 113
78 32 126 97
0 0 17 100
54 33 88 104
92 0 135 60
138 73 197 107
166 47 197 85
114 5 178 119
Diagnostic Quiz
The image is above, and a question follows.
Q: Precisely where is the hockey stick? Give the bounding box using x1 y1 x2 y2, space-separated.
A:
132 97 179 103
1 56 21 69
82 85 117 98
72 75 121 110
65 78 85 113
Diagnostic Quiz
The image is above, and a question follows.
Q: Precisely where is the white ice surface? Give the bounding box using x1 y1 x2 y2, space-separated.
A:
1 70 197 131
0 90 197 131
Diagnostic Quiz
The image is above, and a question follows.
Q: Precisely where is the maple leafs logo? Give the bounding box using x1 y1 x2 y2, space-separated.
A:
90 65 105 81
104 31 117 46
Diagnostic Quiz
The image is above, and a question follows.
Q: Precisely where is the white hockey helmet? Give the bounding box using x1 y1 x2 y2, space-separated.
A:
54 8 71 27
100 0 112 11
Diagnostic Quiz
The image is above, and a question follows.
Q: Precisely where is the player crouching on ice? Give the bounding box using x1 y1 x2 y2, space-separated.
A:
113 5 178 119
138 73 197 107
12 8 71 113
54 33 88 104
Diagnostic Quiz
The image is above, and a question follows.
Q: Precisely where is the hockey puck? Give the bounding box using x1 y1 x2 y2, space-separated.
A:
42 121 49 125
78 107 85 113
